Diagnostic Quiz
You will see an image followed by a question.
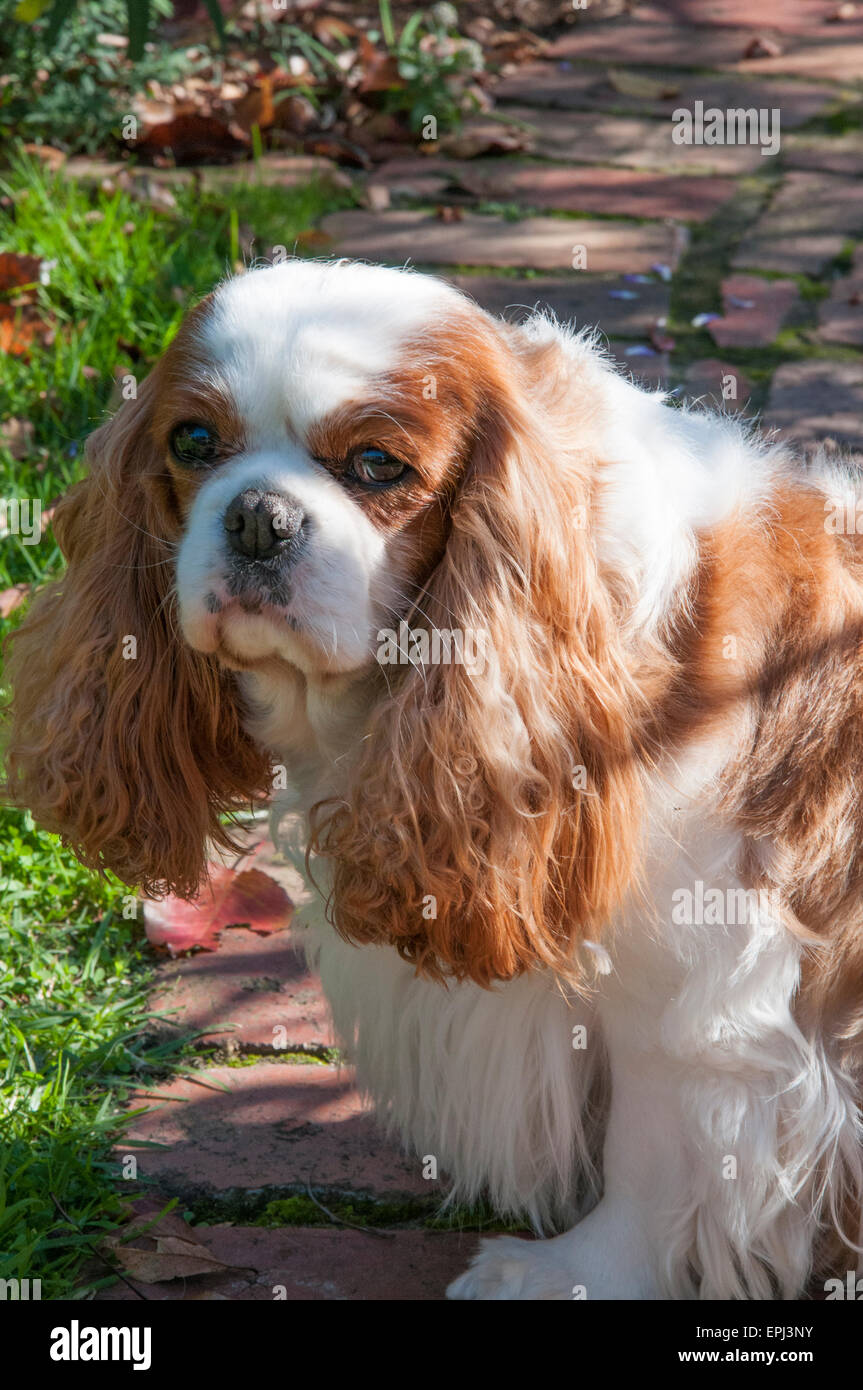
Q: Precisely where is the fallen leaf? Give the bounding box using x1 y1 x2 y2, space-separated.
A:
743 36 783 58
0 251 42 293
357 34 403 95
102 1209 234 1285
132 113 249 165
143 854 293 956
302 136 372 169
233 74 276 134
313 14 358 42
0 303 51 356
607 68 680 100
21 143 66 171
439 118 531 159
0 584 30 618
271 93 319 137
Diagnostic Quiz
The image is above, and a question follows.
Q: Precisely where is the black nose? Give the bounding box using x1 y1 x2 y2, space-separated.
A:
224 488 306 561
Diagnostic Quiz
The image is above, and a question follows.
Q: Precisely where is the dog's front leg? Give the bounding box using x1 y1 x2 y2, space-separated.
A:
449 900 846 1301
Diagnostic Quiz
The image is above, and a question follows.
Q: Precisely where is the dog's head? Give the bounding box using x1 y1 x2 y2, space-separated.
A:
5 259 647 983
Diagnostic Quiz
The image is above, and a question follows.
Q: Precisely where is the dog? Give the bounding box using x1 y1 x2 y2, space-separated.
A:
6 257 863 1299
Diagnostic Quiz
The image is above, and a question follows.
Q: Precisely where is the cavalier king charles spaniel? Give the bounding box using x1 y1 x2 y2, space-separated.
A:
6 258 863 1300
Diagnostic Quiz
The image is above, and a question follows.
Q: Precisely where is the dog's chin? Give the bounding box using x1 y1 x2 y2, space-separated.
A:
192 597 371 680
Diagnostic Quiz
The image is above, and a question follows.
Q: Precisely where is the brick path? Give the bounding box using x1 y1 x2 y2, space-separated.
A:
101 1 863 1300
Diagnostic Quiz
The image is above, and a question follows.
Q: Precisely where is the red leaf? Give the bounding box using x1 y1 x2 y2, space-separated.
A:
143 861 293 956
0 252 42 293
0 584 30 618
132 113 249 165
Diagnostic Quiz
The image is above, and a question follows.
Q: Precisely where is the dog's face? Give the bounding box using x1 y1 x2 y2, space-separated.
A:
169 261 481 677
6 257 646 984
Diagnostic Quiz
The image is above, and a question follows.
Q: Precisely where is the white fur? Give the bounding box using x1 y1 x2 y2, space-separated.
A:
175 260 860 1299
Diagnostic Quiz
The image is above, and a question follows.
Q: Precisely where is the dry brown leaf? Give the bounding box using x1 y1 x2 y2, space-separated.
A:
21 143 66 171
439 119 531 159
103 1210 234 1285
133 113 248 165
233 74 276 134
0 304 51 357
607 68 680 101
743 35 783 58
0 252 42 293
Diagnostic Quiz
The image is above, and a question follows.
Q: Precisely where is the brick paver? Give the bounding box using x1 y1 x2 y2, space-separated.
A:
149 924 334 1053
732 173 863 275
817 248 863 347
495 65 838 129
97 1227 480 1301
499 106 767 173
118 1062 435 1198
320 208 687 273
765 361 863 447
710 274 799 348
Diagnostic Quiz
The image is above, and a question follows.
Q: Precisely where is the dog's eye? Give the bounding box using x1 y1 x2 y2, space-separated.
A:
170 422 220 468
349 446 407 485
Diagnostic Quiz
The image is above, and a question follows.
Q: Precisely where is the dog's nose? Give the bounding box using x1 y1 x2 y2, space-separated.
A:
224 489 306 561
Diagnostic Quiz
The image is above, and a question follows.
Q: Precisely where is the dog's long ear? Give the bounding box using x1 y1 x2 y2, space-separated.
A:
3 372 270 896
313 327 646 986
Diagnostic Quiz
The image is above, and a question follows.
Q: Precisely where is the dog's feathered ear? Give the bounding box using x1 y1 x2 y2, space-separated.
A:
3 373 270 897
313 328 646 986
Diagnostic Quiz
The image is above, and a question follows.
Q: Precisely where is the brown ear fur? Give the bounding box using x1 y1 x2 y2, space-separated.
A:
312 333 646 986
3 372 270 896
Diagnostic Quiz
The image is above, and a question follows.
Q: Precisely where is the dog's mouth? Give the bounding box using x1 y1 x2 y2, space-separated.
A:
198 589 367 679
224 553 295 610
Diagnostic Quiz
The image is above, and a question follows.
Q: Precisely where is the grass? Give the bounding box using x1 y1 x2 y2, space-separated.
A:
0 148 351 1298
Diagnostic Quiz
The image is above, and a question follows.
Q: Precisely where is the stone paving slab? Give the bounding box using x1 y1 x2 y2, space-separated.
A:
732 172 863 275
118 1064 434 1198
549 19 755 67
372 156 734 220
549 10 863 79
447 161 735 222
494 63 839 129
96 1227 479 1301
709 273 799 347
662 0 857 29
735 41 863 81
817 247 863 346
320 208 686 273
764 359 863 448
449 272 670 337
785 132 863 178
149 925 333 1053
500 106 767 174
682 358 754 412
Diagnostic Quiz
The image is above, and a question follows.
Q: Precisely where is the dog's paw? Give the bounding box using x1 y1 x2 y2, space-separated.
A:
446 1235 576 1301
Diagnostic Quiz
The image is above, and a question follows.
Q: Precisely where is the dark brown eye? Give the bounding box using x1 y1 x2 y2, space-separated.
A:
349 446 407 485
170 422 220 468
